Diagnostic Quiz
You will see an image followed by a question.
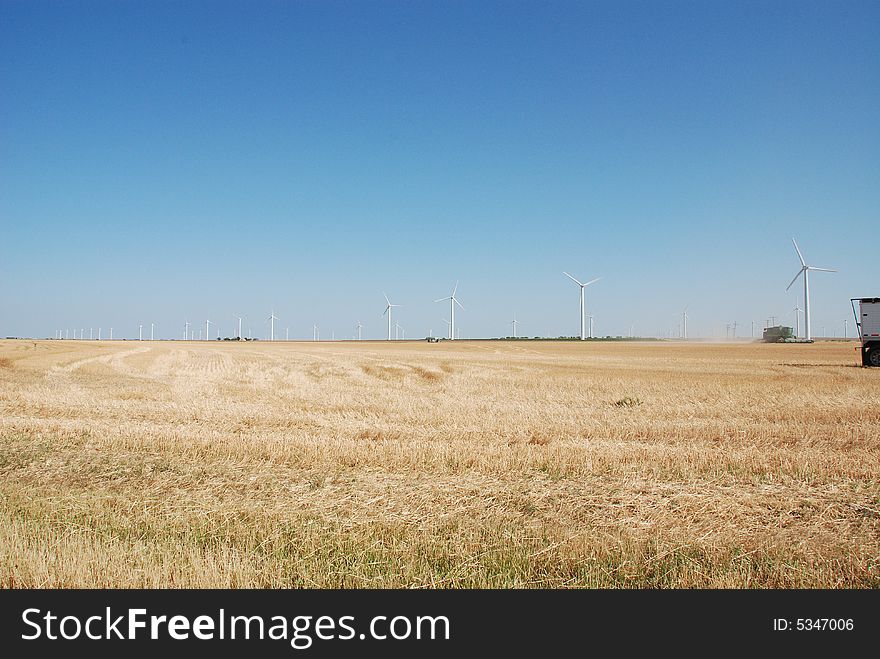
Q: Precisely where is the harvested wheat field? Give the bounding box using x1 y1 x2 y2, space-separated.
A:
0 338 877 588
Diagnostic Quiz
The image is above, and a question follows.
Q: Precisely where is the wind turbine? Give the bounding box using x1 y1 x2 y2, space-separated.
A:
267 311 278 341
139 324 143 341
98 328 101 340
786 238 836 341
434 282 463 341
205 319 211 341
792 301 804 338
563 272 602 340
681 306 689 340
511 313 518 338
383 293 400 341
184 321 190 341
150 322 155 341
587 314 594 339
109 328 113 340
356 321 363 341
233 314 243 340
313 324 319 341
285 327 289 341
442 318 451 339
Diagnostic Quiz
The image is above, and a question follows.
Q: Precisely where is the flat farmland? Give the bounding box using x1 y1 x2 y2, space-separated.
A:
0 338 877 588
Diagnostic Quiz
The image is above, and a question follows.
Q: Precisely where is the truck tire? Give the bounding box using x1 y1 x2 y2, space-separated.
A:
869 344 880 367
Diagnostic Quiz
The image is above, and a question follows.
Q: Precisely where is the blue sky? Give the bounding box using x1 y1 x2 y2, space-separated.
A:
1 0 877 340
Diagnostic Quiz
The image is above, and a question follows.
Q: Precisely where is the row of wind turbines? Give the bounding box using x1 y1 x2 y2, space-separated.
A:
53 238 837 343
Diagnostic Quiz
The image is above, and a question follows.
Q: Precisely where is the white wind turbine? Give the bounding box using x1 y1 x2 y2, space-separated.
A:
233 314 243 340
681 306 689 340
511 313 519 338
150 322 155 341
356 321 363 341
383 293 400 341
563 272 602 340
267 310 278 341
792 300 804 338
205 319 211 341
786 238 836 342
139 324 143 341
184 321 190 341
434 282 463 341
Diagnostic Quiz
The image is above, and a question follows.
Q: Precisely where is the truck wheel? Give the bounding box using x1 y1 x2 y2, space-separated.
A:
869 346 880 367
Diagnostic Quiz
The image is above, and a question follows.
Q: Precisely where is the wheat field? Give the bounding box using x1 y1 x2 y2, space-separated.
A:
0 338 877 588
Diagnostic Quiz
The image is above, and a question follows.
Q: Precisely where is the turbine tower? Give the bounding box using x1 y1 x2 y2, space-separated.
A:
563 272 601 340
139 324 143 341
233 314 243 340
511 313 518 338
434 282 463 341
205 319 211 341
383 293 400 341
150 322 155 341
356 321 363 341
681 306 689 340
786 238 836 342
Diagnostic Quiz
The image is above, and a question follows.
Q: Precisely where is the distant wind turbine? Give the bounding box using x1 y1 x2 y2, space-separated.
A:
792 301 804 338
681 306 689 340
563 272 601 340
267 311 278 341
434 282 463 341
356 321 363 341
205 319 211 341
139 324 143 341
383 293 400 341
786 238 836 342
234 314 243 340
511 313 519 338
150 322 155 341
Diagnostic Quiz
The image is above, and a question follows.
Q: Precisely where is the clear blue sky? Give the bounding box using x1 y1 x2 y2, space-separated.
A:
2 0 877 340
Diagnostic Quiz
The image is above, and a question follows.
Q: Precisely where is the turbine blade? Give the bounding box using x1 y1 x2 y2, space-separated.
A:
434 297 450 303
452 281 458 297
383 292 391 305
562 272 583 286
792 238 806 267
785 267 805 291
583 277 602 287
808 267 837 273
454 298 465 310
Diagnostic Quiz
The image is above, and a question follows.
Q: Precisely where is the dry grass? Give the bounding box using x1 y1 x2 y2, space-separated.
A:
0 338 878 588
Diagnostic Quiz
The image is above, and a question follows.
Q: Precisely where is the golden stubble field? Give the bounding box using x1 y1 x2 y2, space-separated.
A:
0 338 877 588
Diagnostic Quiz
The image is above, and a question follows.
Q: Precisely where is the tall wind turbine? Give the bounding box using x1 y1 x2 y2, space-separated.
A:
285 327 289 341
356 321 363 341
109 328 113 340
434 282 463 341
383 293 400 341
681 306 689 340
786 238 836 342
511 313 519 338
205 319 211 341
563 272 601 340
150 322 155 341
184 321 190 341
267 311 278 341
139 324 143 341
